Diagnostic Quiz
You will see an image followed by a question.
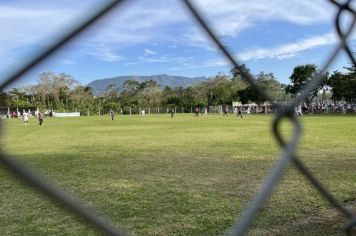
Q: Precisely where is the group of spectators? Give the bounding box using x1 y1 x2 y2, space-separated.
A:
210 101 356 117
7 109 56 118
308 102 356 114
295 102 356 115
8 109 33 118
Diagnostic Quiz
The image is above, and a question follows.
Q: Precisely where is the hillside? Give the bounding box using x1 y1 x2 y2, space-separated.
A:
87 74 208 95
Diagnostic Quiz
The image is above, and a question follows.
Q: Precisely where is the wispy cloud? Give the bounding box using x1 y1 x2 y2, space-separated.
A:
193 0 333 37
144 49 157 55
90 47 125 62
169 58 229 71
238 32 338 61
138 55 192 64
0 0 337 58
180 0 335 51
0 6 73 54
0 0 342 74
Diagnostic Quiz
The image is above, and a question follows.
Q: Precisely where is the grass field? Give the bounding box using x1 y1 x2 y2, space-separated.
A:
0 114 355 235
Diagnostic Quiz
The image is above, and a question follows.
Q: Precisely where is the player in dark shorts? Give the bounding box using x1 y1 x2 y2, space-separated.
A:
237 106 243 118
194 107 199 117
223 106 228 116
38 111 44 126
110 110 115 121
170 108 174 118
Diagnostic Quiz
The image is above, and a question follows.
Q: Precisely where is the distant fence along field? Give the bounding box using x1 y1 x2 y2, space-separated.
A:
1 101 356 118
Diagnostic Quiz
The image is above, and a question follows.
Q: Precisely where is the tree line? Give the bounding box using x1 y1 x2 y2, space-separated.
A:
0 64 355 114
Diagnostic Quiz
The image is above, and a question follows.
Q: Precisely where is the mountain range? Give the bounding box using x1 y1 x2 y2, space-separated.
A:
87 74 208 95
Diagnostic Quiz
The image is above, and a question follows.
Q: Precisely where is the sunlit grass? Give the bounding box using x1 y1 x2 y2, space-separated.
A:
0 114 355 235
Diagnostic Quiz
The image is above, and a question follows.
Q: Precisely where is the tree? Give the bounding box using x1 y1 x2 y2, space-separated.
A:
255 72 283 102
7 88 33 108
137 80 162 107
161 86 181 108
105 84 119 100
179 87 195 109
70 85 95 112
121 80 140 107
209 75 233 105
237 87 252 104
234 72 282 105
285 64 327 105
101 84 120 112
237 86 264 105
122 80 140 94
230 64 253 80
0 91 12 107
230 64 251 102
33 71 77 109
328 66 356 102
52 73 78 108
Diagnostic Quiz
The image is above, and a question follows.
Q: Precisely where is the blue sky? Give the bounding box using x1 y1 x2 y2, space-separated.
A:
1 0 355 89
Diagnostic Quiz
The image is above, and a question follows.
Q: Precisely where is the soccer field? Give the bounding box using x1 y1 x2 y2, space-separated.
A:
0 114 355 235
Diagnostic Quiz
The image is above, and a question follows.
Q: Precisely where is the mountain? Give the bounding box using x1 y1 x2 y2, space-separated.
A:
87 74 209 95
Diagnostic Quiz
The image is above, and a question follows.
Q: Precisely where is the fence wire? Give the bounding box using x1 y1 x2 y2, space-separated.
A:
0 0 355 235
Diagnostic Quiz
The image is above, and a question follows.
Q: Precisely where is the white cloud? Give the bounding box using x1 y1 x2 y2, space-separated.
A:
0 0 340 67
138 55 192 64
90 47 125 62
144 49 157 55
238 32 338 61
0 0 336 52
138 56 167 63
0 6 73 54
179 27 217 51
192 0 333 37
172 29 356 70
169 58 229 71
179 0 336 51
87 0 187 45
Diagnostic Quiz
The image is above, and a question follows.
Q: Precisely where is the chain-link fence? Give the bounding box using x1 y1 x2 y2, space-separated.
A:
0 0 355 235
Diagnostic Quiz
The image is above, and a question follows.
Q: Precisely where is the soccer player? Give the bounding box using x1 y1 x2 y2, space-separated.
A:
295 104 303 116
223 106 228 117
170 108 174 118
237 106 243 118
194 107 199 117
110 109 115 121
38 111 43 127
23 112 29 125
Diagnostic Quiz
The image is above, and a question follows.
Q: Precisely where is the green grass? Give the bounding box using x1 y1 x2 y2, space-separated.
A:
0 114 355 235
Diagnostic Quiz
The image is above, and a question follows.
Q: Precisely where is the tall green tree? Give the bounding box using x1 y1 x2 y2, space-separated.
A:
230 64 251 102
235 72 282 105
162 86 181 108
256 72 283 102
33 72 77 109
209 75 232 105
230 64 253 81
138 80 162 107
70 85 95 112
328 66 356 102
102 84 120 112
285 64 327 105
121 80 140 107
